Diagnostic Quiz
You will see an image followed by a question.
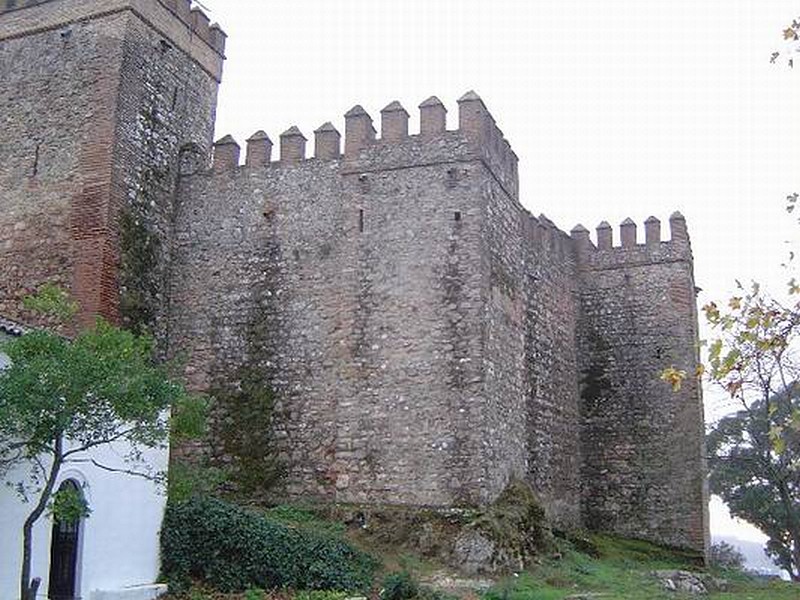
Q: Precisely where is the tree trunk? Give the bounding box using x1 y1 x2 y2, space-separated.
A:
20 440 62 600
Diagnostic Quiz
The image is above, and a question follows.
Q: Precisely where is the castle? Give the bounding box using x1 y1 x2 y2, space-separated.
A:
0 0 709 556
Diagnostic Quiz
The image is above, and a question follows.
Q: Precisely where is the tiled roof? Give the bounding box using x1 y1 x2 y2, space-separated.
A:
0 316 27 337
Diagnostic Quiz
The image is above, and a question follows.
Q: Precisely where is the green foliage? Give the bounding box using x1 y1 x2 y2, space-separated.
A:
1 287 198 600
707 390 800 580
265 505 346 536
118 172 162 335
469 479 552 567
160 496 379 593
294 591 348 600
380 571 418 600
481 533 796 600
211 369 284 497
664 273 800 581
0 318 187 491
171 395 212 443
167 461 229 505
378 572 453 600
48 484 91 524
243 588 267 600
21 283 78 323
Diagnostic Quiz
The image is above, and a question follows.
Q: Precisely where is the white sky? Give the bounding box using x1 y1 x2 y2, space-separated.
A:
197 0 800 548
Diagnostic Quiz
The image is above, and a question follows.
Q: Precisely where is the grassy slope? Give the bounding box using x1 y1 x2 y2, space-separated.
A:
485 536 796 600
165 505 797 600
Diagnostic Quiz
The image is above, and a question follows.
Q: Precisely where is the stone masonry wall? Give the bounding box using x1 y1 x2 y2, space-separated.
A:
481 173 583 527
523 219 583 527
170 94 707 550
0 8 126 326
113 8 221 338
170 97 530 507
575 217 708 553
0 0 222 330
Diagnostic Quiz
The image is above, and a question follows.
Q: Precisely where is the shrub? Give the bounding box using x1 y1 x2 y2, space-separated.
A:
243 588 267 600
161 496 379 593
294 591 349 600
709 541 746 571
380 571 419 600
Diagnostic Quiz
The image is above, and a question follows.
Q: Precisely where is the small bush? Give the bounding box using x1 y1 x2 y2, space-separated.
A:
161 497 379 593
381 571 419 600
294 591 349 600
244 588 267 600
710 541 746 570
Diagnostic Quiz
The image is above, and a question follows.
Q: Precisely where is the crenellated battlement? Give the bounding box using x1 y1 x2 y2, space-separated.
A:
570 212 692 269
524 212 576 263
0 0 225 78
207 91 518 197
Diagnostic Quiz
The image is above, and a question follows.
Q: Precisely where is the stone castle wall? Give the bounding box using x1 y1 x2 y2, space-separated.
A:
574 217 708 551
0 0 223 331
171 97 520 508
0 0 709 554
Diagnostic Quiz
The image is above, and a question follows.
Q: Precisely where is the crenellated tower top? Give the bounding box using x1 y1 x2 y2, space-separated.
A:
207 91 519 198
570 212 693 269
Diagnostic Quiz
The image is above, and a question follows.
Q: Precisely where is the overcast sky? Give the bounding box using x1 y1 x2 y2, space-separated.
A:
196 0 800 551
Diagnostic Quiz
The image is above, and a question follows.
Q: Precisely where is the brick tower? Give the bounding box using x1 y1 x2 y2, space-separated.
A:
0 0 225 332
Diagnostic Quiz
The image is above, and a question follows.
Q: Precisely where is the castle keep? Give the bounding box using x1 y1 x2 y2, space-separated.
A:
0 0 709 554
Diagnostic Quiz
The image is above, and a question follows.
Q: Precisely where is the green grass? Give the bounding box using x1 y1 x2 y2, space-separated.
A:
482 535 797 600
263 504 346 535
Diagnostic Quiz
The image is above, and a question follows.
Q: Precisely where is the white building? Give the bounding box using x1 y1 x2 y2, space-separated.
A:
0 317 168 600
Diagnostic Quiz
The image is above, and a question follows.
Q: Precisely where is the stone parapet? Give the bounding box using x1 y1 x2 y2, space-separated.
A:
569 214 693 271
209 93 517 198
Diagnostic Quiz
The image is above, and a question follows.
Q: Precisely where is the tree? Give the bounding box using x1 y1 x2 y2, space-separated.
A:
664 281 800 580
771 17 800 68
703 285 800 580
658 13 800 583
708 389 800 579
0 288 196 600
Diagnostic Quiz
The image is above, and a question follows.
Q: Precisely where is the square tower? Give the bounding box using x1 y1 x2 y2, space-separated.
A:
0 0 225 333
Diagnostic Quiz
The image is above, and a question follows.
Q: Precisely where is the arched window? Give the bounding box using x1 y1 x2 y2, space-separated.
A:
48 480 85 600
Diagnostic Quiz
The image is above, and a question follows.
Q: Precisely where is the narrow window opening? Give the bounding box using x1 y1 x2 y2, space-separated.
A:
358 209 364 233
31 143 40 177
454 211 461 222
171 87 178 110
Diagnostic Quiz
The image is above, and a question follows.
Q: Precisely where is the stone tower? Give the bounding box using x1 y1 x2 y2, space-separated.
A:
0 0 225 333
168 92 708 554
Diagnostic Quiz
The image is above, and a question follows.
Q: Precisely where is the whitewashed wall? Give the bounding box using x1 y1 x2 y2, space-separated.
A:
0 374 168 600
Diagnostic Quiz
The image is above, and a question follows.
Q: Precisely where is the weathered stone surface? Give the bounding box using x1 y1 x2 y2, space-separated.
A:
0 0 709 557
652 570 728 595
0 0 222 335
577 239 708 552
453 530 498 575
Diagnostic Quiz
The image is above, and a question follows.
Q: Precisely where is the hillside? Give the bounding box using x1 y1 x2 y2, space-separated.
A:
162 503 797 600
